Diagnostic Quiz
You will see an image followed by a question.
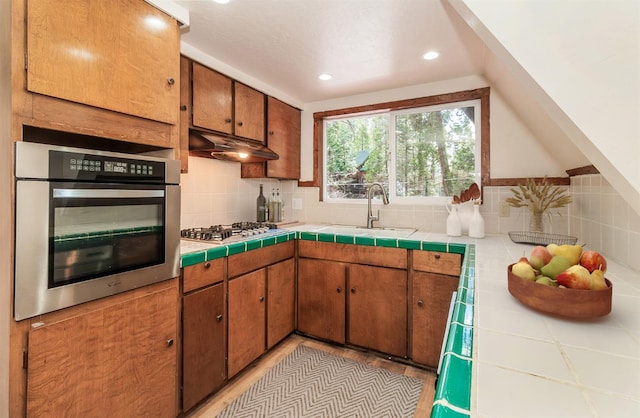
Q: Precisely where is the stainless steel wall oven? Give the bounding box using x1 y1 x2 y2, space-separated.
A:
14 142 181 320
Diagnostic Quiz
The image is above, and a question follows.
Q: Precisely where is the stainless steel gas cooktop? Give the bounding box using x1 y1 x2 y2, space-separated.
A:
180 222 285 245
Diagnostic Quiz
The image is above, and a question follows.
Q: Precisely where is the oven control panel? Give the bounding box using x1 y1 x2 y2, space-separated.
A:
50 150 166 183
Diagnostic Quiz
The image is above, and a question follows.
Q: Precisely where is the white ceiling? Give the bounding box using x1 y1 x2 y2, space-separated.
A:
174 0 487 103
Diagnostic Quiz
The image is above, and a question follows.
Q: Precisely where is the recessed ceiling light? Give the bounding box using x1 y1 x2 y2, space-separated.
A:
318 73 332 81
213 0 231 4
423 51 440 60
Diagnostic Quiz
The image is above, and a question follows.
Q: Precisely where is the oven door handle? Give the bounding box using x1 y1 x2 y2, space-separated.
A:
52 189 165 199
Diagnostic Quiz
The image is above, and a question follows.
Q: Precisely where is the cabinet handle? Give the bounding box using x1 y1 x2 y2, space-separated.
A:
269 131 275 136
259 296 265 302
350 288 356 294
204 262 211 269
166 338 174 347
417 300 424 307
237 121 244 127
216 314 223 322
225 118 232 123
336 287 342 293
180 105 187 111
167 77 175 86
434 253 441 260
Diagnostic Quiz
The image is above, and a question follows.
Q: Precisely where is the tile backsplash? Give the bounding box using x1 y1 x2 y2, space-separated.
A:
569 174 640 271
180 157 638 272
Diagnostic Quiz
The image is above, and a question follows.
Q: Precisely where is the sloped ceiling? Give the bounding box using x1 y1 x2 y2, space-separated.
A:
174 0 590 173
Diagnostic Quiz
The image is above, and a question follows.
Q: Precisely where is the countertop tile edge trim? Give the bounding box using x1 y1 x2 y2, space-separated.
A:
431 244 474 417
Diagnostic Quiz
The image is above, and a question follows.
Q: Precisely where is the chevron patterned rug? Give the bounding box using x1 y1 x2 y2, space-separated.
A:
216 345 424 418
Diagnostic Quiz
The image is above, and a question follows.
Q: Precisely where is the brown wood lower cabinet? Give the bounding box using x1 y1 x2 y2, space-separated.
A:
267 258 296 349
411 271 459 368
297 258 346 344
228 269 267 378
348 265 407 357
26 285 178 418
182 282 226 411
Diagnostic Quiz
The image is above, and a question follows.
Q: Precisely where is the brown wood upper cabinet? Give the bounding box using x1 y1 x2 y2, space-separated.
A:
192 62 265 143
25 0 180 126
266 97 301 179
241 97 301 179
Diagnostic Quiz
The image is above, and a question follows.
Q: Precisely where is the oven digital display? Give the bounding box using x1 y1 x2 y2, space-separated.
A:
49 150 164 182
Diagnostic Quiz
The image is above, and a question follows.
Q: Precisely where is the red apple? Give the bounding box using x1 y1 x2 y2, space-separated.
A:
580 250 607 273
529 246 552 270
556 265 592 290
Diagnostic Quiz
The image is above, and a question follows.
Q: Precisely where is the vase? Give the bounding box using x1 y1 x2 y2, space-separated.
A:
446 204 462 236
469 202 485 238
529 211 544 233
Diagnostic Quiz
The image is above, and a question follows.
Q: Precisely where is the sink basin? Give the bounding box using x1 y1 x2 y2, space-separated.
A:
314 225 416 238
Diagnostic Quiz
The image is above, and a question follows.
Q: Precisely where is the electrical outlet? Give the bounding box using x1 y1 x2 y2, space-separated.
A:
498 201 510 217
292 198 303 210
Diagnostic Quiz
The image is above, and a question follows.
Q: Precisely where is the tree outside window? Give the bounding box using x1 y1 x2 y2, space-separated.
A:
324 100 479 201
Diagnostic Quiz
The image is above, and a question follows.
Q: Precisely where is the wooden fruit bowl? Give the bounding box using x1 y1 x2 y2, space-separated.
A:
507 264 612 318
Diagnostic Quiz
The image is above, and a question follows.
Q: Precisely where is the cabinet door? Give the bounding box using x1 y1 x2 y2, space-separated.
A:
412 272 459 367
26 0 179 124
297 258 346 344
266 97 301 179
182 283 226 411
234 82 265 142
267 258 295 349
228 269 266 378
348 265 407 357
26 286 178 417
192 63 233 133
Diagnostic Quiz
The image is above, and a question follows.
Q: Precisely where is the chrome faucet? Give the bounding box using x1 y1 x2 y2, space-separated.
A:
366 182 389 228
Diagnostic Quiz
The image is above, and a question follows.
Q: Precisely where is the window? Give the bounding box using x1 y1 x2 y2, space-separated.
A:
322 92 485 202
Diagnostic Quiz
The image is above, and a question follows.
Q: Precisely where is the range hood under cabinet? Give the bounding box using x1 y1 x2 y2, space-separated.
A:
188 129 279 163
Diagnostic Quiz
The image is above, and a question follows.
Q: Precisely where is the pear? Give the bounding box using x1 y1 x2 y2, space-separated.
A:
546 243 558 256
556 264 591 289
590 269 608 290
553 244 583 266
535 276 558 287
512 260 536 281
529 246 552 270
540 255 572 280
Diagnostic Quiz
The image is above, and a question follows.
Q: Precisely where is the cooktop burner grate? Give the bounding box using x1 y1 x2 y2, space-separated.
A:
180 222 280 243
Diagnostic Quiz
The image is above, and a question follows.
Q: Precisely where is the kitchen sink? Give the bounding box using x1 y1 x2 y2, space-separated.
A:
314 225 416 238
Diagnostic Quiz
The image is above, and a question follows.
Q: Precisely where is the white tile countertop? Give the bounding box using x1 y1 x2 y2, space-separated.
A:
286 225 640 417
470 234 640 418
180 225 640 417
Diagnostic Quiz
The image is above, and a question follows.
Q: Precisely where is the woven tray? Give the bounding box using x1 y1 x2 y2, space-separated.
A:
508 231 577 246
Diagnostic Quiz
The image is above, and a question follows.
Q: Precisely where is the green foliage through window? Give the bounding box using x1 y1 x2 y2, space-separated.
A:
325 101 479 200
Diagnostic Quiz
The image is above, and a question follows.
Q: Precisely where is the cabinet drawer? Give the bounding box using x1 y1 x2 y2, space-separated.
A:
413 251 461 276
298 241 406 269
182 258 225 293
228 241 295 278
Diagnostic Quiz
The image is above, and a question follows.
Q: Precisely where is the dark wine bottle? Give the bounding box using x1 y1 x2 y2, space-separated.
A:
257 184 266 222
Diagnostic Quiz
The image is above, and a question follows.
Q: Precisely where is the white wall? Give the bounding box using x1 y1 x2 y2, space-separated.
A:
0 0 11 414
450 0 640 214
